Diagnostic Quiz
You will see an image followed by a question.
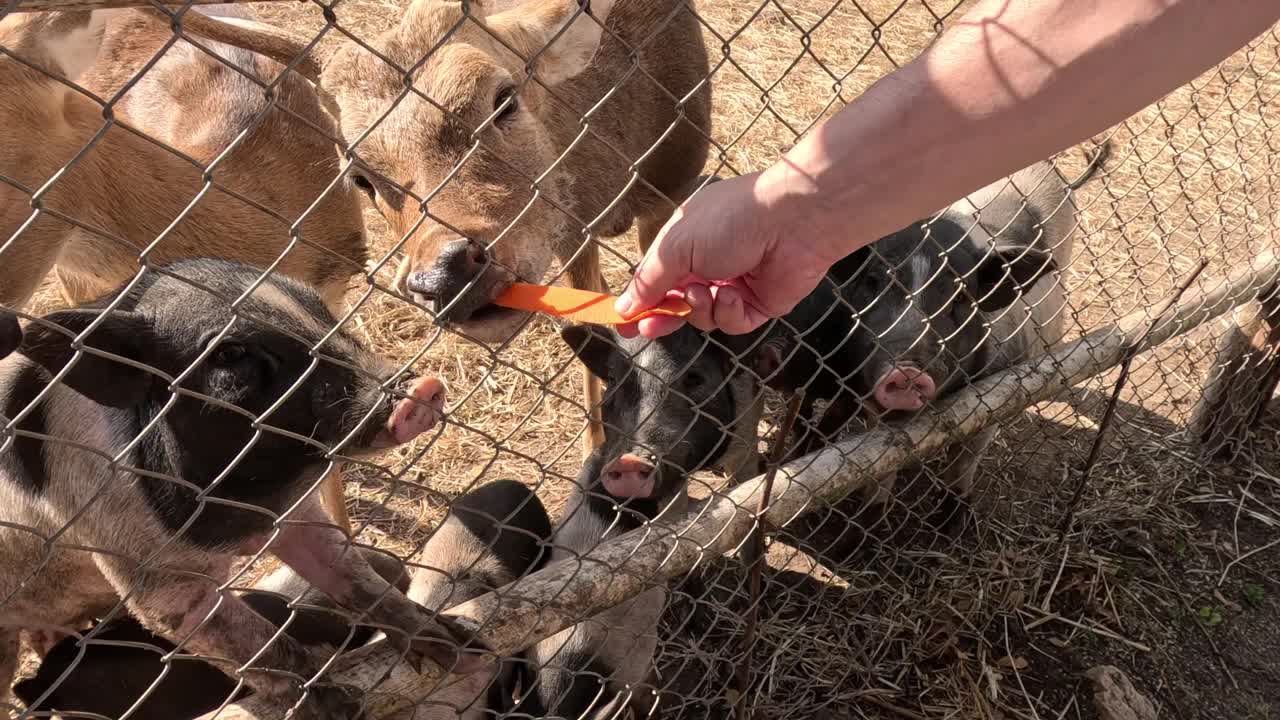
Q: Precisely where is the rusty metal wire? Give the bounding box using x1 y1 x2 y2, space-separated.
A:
2 1 1280 719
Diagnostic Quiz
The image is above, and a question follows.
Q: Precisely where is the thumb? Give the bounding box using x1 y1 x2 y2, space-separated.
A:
615 215 691 317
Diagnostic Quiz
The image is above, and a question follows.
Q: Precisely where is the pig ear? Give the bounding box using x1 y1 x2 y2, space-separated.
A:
19 309 157 408
559 323 616 381
489 0 615 86
12 677 46 709
970 246 1057 313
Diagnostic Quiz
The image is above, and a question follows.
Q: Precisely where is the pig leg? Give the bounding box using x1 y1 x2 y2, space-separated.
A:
799 392 863 457
938 426 997 499
724 394 765 486
725 444 763 487
92 553 360 718
786 394 820 462
265 499 487 675
865 469 898 509
927 426 998 531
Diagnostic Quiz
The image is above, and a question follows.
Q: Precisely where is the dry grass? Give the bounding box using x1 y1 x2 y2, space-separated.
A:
16 0 1280 717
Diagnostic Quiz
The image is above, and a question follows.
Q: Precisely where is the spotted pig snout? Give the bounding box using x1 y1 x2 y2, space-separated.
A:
872 363 937 412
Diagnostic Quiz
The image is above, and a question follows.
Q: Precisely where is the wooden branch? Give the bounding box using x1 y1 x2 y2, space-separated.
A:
1057 259 1209 542
200 251 1280 720
5 0 295 11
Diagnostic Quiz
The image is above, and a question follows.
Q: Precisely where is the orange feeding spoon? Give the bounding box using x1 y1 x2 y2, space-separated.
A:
492 283 692 325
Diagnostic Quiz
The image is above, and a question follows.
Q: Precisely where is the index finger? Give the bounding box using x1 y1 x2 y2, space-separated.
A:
615 219 690 319
617 287 695 338
615 313 687 339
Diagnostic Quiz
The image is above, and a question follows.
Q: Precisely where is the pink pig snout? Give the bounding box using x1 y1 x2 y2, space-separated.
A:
872 364 937 412
375 376 447 447
600 453 657 499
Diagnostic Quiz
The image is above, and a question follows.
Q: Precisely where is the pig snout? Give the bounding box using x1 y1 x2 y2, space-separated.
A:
375 376 448 447
872 364 937 412
600 453 657 498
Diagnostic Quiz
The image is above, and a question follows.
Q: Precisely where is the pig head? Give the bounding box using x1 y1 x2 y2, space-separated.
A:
844 218 1057 416
559 323 763 507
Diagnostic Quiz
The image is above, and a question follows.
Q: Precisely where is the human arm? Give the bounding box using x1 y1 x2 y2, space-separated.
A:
617 0 1280 338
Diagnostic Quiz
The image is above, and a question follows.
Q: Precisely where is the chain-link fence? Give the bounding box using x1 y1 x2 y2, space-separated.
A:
2 1 1279 719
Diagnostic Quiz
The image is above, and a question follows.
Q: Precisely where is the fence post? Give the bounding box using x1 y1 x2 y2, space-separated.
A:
1190 281 1280 462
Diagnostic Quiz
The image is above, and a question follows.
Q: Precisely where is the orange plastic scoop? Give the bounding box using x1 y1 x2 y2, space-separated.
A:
493 283 691 325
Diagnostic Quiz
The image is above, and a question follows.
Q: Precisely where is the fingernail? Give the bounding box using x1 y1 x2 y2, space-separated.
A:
614 294 633 315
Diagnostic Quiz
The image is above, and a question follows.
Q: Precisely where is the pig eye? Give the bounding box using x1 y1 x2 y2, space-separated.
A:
211 343 248 366
207 341 279 376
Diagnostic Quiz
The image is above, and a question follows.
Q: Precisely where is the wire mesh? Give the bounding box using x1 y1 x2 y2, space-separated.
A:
2 1 1279 719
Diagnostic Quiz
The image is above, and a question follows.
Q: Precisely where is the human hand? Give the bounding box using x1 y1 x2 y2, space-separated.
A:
614 171 837 339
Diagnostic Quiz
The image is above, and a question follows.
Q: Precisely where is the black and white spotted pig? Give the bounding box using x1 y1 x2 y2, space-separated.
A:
750 146 1112 466
837 147 1108 500
0 258 480 718
523 453 668 720
13 548 411 720
524 325 763 719
406 479 552 719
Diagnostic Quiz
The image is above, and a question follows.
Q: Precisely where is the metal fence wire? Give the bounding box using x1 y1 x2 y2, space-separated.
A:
2 0 1279 719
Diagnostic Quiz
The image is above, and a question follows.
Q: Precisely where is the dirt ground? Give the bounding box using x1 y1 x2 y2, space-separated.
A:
13 0 1280 717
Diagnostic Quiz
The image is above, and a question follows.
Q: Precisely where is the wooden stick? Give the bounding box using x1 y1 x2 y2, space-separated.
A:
200 251 1280 720
1056 258 1209 542
733 391 804 720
